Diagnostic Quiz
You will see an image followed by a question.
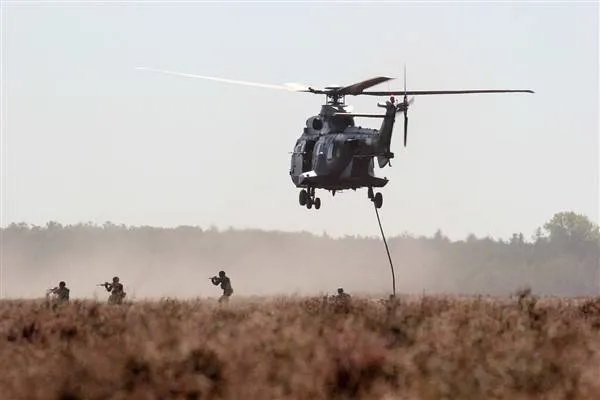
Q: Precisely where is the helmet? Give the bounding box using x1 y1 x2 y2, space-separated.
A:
219 270 225 277
113 276 119 282
337 288 344 294
59 281 66 287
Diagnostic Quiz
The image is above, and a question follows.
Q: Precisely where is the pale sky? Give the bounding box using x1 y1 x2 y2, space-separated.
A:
2 1 598 241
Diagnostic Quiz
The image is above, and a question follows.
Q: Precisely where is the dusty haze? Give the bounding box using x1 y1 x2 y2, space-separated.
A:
2 211 598 300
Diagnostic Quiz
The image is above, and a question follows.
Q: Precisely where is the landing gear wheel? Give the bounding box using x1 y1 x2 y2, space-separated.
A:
299 190 308 206
374 192 383 209
302 187 321 210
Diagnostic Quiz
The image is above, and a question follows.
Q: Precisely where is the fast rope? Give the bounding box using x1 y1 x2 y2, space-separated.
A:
374 203 396 297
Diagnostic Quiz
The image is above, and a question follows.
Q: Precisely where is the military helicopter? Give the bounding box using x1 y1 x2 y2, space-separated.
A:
136 66 533 210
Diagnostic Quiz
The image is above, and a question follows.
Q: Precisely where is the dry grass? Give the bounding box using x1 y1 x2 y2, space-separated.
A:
1 294 600 400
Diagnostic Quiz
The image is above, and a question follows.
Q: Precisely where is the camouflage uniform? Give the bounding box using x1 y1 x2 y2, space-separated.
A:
384 294 399 315
334 288 351 302
323 288 349 305
48 281 70 304
211 270 233 303
103 276 126 304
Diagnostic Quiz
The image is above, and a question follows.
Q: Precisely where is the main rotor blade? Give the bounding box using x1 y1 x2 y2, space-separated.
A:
338 76 395 96
361 89 535 96
135 66 311 92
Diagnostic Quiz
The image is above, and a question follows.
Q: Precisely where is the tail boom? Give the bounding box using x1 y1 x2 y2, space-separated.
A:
376 101 399 167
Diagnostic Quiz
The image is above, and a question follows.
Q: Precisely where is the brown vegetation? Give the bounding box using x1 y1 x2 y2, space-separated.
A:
2 293 600 399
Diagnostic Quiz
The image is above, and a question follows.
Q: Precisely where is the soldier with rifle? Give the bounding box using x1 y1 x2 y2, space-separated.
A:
330 287 351 307
98 276 126 304
210 270 233 304
335 287 351 300
46 281 70 308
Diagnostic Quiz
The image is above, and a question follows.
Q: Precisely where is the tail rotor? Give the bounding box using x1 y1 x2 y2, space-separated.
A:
386 64 413 147
400 64 413 147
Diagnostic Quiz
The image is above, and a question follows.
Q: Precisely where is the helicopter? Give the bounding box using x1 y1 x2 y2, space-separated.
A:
136 66 534 210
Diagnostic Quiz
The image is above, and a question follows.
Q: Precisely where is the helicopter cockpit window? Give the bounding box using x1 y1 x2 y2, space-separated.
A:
313 142 323 163
334 142 342 158
326 142 334 160
329 115 354 132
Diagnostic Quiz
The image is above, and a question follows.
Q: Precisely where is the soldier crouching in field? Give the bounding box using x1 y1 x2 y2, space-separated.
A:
335 288 351 301
332 287 351 308
210 270 233 304
317 287 353 314
99 276 127 304
46 281 70 309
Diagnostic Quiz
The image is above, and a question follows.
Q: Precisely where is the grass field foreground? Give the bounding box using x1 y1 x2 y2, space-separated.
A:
1 293 600 399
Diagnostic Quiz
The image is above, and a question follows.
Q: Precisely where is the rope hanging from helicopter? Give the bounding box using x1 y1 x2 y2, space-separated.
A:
373 201 396 297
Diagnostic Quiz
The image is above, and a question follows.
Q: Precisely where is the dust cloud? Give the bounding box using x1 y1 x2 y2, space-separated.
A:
2 220 598 300
1 228 451 300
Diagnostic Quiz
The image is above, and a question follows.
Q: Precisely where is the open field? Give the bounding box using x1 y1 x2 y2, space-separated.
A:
1 294 600 400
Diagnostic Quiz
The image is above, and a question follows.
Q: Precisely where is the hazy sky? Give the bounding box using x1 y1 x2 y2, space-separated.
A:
2 1 598 240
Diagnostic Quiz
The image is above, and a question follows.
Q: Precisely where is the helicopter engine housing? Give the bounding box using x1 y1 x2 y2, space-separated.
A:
306 116 323 131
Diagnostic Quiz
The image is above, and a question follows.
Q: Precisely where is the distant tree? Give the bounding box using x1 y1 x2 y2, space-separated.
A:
466 233 478 243
7 222 29 231
532 227 547 244
46 221 63 230
543 211 599 244
509 233 525 246
433 229 450 243
103 221 116 229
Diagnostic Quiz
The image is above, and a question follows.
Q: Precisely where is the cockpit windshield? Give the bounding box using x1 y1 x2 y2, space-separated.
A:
329 114 354 132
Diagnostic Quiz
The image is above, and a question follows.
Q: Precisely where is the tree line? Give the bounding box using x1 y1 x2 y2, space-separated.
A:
1 211 599 298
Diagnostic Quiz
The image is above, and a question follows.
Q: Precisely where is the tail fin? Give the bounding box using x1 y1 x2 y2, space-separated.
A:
376 100 399 167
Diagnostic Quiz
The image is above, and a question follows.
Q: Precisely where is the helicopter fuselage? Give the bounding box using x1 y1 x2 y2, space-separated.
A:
289 99 398 190
289 100 400 210
289 127 388 191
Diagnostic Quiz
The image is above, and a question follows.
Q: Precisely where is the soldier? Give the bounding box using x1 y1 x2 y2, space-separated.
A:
335 287 351 300
384 294 399 314
210 270 233 303
330 287 351 306
99 276 127 304
47 281 70 305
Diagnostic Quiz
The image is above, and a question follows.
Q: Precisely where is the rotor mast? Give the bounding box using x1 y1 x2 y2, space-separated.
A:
326 92 345 106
